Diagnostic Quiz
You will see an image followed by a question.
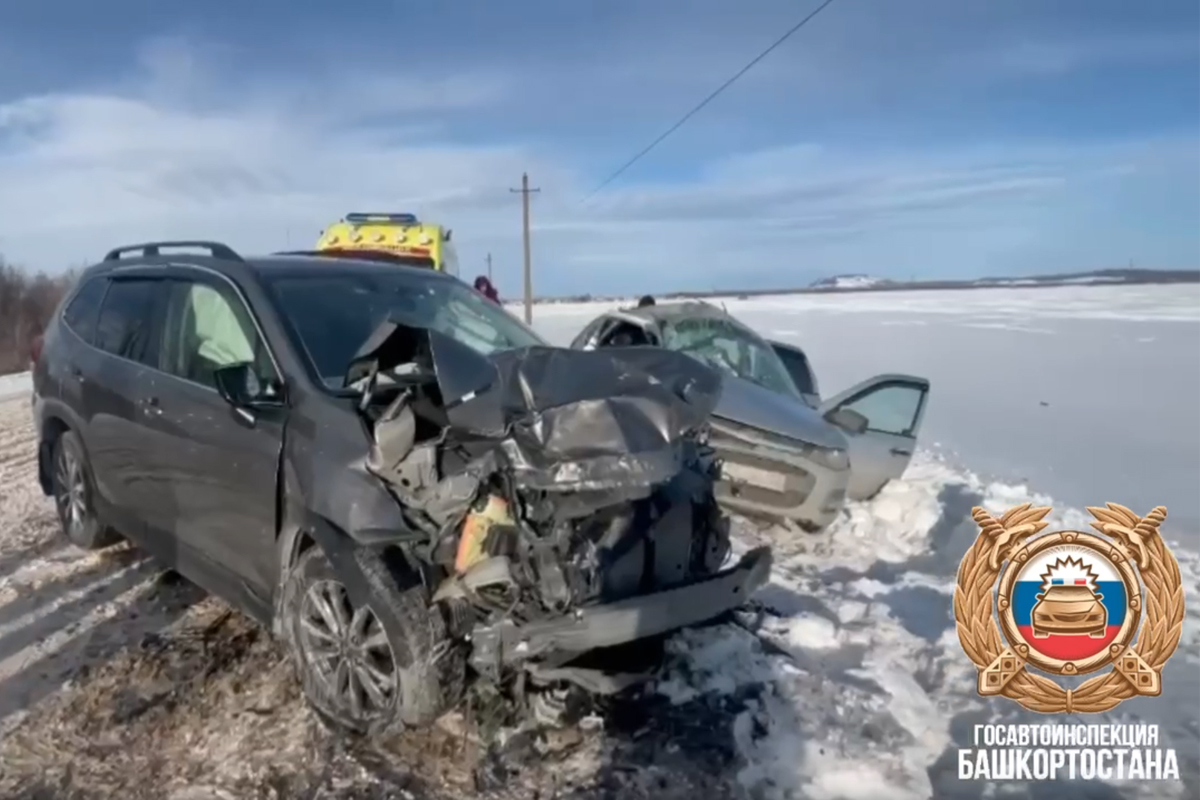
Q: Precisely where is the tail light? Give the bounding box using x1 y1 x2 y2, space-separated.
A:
29 334 44 369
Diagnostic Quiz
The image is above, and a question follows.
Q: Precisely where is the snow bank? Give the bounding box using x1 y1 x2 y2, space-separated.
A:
0 372 31 401
655 450 1200 800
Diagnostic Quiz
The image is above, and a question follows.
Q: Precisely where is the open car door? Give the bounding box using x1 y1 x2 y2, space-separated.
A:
818 374 930 501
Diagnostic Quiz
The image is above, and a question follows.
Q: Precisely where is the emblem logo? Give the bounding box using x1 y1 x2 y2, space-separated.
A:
954 503 1184 714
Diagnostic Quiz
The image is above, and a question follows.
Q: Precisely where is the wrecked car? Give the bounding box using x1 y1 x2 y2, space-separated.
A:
570 301 931 529
31 241 770 737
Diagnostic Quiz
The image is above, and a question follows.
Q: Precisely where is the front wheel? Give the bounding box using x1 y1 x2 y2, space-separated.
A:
280 546 462 735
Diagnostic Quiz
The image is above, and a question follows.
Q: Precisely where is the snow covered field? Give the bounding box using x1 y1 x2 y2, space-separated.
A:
0 284 1196 799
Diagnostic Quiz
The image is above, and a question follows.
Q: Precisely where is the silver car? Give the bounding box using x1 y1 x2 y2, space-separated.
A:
570 301 930 530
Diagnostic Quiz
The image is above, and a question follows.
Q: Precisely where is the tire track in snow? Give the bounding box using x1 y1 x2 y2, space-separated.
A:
0 396 188 741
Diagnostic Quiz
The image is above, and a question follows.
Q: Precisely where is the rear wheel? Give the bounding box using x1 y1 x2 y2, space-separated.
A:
51 430 120 550
280 545 462 735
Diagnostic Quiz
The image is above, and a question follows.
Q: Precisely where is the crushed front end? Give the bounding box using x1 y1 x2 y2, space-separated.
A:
348 321 772 694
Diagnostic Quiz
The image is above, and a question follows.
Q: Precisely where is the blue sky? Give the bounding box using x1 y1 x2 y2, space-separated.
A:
0 0 1197 296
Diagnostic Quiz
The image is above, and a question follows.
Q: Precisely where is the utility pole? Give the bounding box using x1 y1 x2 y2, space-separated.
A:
510 173 540 324
486 252 493 282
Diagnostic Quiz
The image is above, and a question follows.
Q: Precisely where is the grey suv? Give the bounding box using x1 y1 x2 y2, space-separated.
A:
30 241 769 735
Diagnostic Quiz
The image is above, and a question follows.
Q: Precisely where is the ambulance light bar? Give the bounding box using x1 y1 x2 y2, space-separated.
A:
344 212 418 225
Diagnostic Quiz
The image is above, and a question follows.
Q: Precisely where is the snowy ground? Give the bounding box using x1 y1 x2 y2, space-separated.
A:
0 371 31 402
0 284 1197 799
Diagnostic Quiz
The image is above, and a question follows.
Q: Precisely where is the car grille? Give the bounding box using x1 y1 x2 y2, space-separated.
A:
708 417 849 472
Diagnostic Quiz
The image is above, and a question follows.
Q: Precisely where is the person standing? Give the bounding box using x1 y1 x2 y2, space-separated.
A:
474 275 501 304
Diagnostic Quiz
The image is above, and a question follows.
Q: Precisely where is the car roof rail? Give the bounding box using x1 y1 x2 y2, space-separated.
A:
103 241 244 262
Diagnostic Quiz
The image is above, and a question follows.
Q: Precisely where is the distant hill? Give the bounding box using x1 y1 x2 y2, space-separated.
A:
808 274 893 290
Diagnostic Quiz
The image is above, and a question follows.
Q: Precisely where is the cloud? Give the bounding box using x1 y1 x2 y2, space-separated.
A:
0 32 1196 296
980 33 1199 78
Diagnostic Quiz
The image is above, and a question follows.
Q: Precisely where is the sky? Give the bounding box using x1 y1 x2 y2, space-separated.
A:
0 0 1197 296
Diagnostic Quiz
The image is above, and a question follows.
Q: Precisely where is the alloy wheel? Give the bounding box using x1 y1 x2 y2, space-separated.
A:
54 445 87 537
298 579 398 721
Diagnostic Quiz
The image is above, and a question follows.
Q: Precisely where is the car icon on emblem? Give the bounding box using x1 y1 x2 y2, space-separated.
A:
1031 584 1108 638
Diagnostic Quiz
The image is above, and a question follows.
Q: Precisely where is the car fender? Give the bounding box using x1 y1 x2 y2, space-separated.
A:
35 396 87 494
273 506 402 609
275 509 432 656
272 461 425 623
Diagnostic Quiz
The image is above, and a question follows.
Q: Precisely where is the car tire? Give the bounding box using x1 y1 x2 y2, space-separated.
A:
51 430 120 550
280 545 463 736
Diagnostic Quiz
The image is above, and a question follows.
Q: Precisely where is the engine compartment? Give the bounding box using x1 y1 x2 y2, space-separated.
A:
347 320 735 686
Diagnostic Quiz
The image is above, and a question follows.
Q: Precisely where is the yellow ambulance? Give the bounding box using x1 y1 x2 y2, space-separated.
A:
315 212 459 276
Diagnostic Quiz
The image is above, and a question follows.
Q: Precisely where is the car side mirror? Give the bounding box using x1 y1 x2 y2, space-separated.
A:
827 407 868 435
213 363 263 408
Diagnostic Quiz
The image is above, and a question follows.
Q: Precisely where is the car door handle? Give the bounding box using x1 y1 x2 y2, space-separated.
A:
68 366 84 382
890 448 912 457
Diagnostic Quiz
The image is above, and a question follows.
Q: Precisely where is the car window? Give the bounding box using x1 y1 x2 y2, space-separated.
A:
600 320 652 347
569 316 607 349
840 384 925 437
772 344 816 395
61 277 109 345
161 279 278 394
662 317 799 397
94 278 162 364
266 269 543 388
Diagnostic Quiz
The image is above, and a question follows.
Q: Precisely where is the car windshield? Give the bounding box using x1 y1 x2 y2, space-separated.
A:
265 266 544 388
661 315 800 397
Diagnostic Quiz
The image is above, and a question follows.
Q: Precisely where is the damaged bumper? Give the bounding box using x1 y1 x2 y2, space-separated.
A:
469 546 771 676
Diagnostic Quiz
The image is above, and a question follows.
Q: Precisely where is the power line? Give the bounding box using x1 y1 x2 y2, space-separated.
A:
583 0 841 201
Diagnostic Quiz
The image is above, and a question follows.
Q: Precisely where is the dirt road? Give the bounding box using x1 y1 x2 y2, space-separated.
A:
0 396 758 800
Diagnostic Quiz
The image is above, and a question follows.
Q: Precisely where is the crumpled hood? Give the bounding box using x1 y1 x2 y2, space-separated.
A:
478 346 722 489
349 319 725 495
713 374 847 451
